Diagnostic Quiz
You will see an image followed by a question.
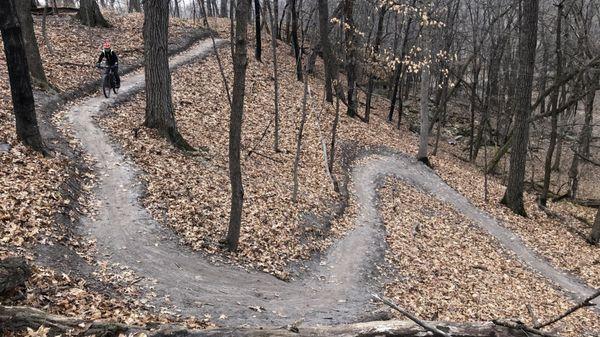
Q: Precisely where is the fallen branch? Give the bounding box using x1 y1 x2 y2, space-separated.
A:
493 319 560 337
533 288 600 329
1 305 535 337
372 294 451 337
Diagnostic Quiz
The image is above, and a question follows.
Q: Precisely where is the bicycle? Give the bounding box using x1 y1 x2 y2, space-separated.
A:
97 64 119 98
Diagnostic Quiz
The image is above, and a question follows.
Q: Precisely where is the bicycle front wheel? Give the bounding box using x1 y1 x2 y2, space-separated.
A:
102 75 111 98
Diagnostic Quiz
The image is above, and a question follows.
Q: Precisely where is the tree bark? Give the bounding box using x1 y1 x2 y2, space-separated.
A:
14 0 49 89
254 0 262 61
128 0 141 12
540 3 563 207
76 0 110 27
143 0 192 150
0 0 46 154
568 74 597 199
364 4 386 123
270 0 280 152
344 0 356 117
220 0 228 17
591 207 600 245
317 0 334 102
501 0 540 216
292 72 309 203
0 306 531 337
226 0 251 252
290 0 302 81
417 31 431 166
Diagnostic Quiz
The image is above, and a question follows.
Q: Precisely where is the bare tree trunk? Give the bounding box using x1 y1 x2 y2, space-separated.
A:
317 0 334 102
328 95 340 173
129 0 141 12
14 0 49 89
417 31 431 166
226 0 251 252
254 0 261 61
292 73 309 203
501 0 540 216
77 0 110 27
468 62 480 161
388 6 414 123
270 0 280 152
568 74 597 199
540 2 563 207
0 0 46 154
290 0 302 81
40 5 53 53
344 0 356 117
143 0 192 150
364 4 386 123
220 0 228 17
591 207 600 245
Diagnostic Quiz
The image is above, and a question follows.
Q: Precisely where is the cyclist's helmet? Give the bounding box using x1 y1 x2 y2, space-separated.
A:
103 40 111 51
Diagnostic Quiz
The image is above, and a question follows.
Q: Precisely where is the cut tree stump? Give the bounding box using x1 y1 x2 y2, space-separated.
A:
0 257 32 296
0 305 531 337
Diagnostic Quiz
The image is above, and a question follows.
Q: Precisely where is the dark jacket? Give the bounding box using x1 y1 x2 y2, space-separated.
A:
97 49 119 66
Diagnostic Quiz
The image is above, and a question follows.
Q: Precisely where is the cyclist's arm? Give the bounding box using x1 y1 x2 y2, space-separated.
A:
113 51 119 66
97 52 104 64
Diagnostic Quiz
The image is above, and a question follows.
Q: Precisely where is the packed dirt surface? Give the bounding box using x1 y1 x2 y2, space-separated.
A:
64 38 389 326
62 32 597 330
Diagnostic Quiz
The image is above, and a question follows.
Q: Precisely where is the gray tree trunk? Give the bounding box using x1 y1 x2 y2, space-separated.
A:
226 0 251 252
220 0 228 17
540 3 563 207
364 4 386 123
129 0 141 12
292 73 309 203
417 31 431 166
0 0 46 154
568 74 597 199
591 207 600 245
270 0 280 152
143 0 192 150
77 0 110 27
317 0 334 102
14 0 49 89
501 0 540 216
344 0 356 117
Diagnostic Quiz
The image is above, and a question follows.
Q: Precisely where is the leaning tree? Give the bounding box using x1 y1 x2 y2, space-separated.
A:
0 0 46 154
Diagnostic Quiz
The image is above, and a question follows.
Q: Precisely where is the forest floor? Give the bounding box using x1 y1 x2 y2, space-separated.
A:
0 10 598 337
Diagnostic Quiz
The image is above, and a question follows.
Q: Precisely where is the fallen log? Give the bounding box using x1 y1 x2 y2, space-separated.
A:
1 305 532 337
0 257 32 296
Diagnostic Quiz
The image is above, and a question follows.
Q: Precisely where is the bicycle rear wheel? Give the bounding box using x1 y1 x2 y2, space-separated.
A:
102 75 111 98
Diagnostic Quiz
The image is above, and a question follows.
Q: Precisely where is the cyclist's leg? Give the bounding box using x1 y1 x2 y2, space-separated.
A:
114 66 121 88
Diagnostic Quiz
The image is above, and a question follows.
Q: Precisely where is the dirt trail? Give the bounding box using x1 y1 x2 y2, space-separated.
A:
66 39 384 326
364 154 599 311
65 38 597 327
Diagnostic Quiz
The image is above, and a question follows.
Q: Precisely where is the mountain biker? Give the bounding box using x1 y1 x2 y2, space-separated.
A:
96 40 120 88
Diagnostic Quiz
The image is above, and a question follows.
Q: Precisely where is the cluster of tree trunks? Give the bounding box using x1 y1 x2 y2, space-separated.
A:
0 305 536 337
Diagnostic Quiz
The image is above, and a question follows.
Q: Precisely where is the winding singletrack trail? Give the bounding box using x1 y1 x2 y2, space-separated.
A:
65 38 597 327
